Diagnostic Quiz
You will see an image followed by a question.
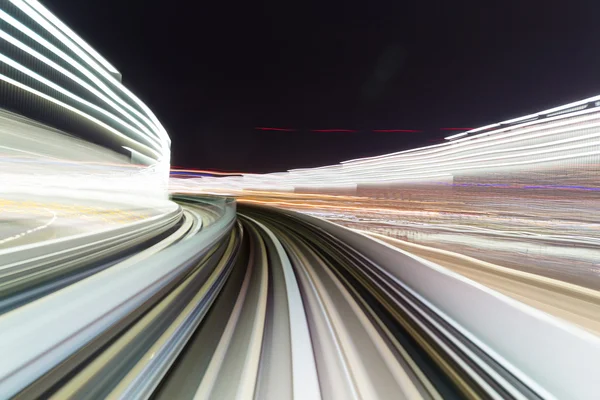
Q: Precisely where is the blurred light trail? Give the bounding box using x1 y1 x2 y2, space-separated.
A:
174 91 600 336
253 128 472 133
0 198 598 399
180 97 600 192
254 127 297 131
0 207 56 247
310 128 358 132
3 2 600 399
372 129 421 132
364 231 600 336
0 0 172 187
0 0 176 252
170 167 245 176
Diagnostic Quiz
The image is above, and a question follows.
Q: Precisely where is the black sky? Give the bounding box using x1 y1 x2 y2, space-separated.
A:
49 0 600 173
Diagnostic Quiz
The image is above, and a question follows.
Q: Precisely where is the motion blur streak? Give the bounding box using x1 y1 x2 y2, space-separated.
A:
174 94 600 305
0 0 176 250
1 2 600 399
181 95 600 192
167 94 600 399
1 198 598 399
0 0 171 190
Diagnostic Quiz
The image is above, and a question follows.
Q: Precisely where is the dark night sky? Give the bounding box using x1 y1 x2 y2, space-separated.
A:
50 0 600 173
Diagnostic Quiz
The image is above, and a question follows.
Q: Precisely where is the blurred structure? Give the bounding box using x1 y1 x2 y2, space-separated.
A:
178 95 600 194
0 0 171 200
174 96 600 289
0 0 174 248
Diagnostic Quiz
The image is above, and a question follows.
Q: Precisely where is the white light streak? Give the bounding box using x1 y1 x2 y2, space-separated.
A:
0 73 161 158
22 0 120 75
5 2 169 151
